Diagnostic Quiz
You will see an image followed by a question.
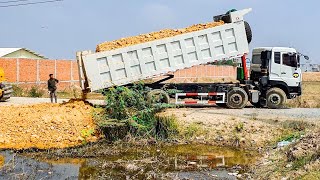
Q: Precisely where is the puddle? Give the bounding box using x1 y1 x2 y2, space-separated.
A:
0 144 258 179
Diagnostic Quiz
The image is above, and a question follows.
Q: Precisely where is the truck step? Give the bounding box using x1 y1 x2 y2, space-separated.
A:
175 92 225 105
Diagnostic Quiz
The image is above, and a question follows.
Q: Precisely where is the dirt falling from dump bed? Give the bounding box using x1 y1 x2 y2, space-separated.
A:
0 101 99 150
96 21 225 52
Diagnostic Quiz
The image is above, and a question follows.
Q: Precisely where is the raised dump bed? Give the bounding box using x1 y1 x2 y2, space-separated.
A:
77 8 252 92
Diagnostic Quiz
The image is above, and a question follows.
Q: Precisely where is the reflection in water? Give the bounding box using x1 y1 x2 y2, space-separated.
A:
0 152 80 179
0 144 257 179
179 155 226 169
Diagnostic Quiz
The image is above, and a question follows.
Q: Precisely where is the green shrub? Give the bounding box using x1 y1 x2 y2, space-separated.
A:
28 86 45 98
100 82 177 139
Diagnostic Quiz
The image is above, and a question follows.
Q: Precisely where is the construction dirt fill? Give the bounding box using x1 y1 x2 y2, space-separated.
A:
0 100 99 150
96 21 225 52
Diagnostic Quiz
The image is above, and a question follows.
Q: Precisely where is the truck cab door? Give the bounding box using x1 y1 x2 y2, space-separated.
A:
279 53 301 87
269 52 282 82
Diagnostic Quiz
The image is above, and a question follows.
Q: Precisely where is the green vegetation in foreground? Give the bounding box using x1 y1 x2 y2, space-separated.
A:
96 82 178 141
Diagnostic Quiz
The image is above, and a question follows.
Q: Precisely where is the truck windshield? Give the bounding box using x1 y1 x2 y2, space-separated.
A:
283 53 298 67
252 54 261 64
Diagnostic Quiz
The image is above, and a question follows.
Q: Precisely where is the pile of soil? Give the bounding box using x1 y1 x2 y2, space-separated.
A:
0 101 99 150
96 21 224 52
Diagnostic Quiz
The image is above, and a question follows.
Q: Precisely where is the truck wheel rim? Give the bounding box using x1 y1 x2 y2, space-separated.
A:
269 94 281 105
230 94 242 104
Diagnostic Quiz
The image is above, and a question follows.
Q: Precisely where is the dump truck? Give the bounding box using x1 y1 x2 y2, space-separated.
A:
77 8 307 109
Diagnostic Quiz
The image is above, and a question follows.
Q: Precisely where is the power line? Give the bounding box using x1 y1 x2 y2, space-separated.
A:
0 0 31 4
0 0 63 7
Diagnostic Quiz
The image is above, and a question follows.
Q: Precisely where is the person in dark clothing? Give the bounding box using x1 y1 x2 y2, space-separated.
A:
48 74 59 103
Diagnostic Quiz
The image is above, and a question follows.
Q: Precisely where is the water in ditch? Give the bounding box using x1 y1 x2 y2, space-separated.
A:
0 144 258 179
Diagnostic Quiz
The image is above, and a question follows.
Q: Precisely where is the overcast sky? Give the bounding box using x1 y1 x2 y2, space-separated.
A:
0 0 318 63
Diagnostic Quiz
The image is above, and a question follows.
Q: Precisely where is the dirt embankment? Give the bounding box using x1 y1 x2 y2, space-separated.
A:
96 21 224 52
160 108 319 149
0 101 99 150
253 131 320 179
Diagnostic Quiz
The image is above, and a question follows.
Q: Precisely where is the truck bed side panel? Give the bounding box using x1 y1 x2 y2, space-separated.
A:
82 22 249 91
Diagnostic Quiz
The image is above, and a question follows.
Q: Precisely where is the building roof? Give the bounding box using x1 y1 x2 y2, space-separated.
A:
0 48 47 59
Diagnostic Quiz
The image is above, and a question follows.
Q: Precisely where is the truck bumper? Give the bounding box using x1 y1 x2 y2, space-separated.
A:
288 83 302 98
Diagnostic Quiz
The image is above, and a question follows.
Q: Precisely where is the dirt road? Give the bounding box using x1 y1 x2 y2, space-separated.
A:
2 97 319 120
0 97 104 106
165 107 320 121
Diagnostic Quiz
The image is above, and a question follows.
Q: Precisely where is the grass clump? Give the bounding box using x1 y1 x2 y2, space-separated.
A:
12 84 24 96
235 122 244 132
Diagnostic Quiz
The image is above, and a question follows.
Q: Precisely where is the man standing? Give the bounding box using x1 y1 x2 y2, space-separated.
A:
48 74 59 103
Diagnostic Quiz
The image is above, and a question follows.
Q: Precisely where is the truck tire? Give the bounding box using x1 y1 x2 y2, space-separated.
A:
266 88 287 109
244 21 252 44
146 89 170 104
226 87 248 109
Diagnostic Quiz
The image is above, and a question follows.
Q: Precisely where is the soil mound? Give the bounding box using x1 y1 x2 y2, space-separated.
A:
0 101 99 150
96 21 224 52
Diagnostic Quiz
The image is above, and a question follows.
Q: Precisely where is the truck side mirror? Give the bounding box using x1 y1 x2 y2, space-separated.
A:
304 55 309 60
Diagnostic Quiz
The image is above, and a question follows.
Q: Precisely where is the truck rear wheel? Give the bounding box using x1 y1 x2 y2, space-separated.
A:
266 88 287 109
226 87 248 109
146 89 170 104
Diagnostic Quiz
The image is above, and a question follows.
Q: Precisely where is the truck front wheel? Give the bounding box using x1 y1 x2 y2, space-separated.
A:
226 87 248 109
266 88 287 109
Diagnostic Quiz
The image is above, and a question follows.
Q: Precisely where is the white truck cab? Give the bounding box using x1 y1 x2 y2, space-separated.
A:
250 47 304 103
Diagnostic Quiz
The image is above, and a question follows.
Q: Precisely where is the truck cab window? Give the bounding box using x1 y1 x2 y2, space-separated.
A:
282 53 297 67
274 52 280 64
252 54 261 64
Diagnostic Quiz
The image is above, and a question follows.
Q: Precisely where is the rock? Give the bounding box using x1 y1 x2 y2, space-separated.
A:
215 135 224 141
285 163 292 168
196 136 205 140
77 136 84 142
148 138 157 145
188 161 197 165
125 163 139 172
228 172 238 176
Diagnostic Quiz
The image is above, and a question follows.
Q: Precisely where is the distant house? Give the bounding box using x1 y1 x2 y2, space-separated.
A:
0 48 47 59
301 63 320 72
